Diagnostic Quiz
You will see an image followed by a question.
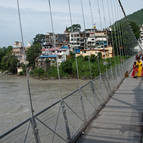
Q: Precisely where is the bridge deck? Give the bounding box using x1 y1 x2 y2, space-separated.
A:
78 77 143 143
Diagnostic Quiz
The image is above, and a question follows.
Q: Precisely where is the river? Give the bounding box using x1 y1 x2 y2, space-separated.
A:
0 75 88 135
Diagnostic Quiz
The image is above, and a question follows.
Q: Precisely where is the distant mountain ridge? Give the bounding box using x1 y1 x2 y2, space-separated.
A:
127 9 143 26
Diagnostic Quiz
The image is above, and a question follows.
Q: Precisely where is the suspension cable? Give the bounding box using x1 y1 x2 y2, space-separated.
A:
80 0 92 79
48 0 55 48
88 0 94 27
17 0 24 49
97 0 102 30
80 0 86 30
16 1 40 142
112 0 124 76
92 0 102 79
100 0 113 90
67 0 73 27
67 0 80 80
117 0 142 52
48 0 60 80
97 0 111 92
111 0 122 80
106 0 118 81
116 2 127 67
88 0 95 79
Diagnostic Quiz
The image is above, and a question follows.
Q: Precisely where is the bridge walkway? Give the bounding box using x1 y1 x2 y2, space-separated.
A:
78 77 143 143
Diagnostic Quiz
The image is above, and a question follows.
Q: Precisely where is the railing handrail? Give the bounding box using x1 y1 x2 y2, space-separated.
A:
0 57 134 141
0 77 96 139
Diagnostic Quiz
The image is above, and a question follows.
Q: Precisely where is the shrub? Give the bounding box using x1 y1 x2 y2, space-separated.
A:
32 68 45 77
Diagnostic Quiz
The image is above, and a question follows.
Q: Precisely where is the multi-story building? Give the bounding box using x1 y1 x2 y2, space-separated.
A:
12 41 25 63
95 30 108 48
69 32 84 51
86 32 96 48
76 46 113 59
43 32 54 49
43 33 68 49
56 34 68 47
38 46 70 68
83 28 97 49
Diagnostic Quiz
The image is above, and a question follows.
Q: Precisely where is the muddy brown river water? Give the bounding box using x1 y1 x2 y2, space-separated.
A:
0 75 88 135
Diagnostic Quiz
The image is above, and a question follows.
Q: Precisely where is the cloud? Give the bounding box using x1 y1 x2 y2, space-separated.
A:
0 0 143 47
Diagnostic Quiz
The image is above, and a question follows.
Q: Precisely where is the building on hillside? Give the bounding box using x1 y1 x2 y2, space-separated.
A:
76 46 113 59
37 46 70 69
12 41 25 63
56 34 68 47
64 30 70 44
43 32 54 49
86 32 96 48
69 32 84 51
36 55 56 71
83 28 110 49
43 33 68 49
83 28 97 49
95 30 108 48
84 28 97 34
12 41 31 64
41 46 69 57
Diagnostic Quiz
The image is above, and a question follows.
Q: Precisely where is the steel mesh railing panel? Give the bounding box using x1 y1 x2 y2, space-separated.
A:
79 83 97 121
63 89 85 121
92 79 106 106
0 55 136 143
93 77 107 104
64 90 84 137
0 120 35 143
35 103 67 143
36 117 66 143
106 68 116 91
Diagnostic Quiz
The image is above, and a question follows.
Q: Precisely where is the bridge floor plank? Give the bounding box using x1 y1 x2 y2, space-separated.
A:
78 77 143 143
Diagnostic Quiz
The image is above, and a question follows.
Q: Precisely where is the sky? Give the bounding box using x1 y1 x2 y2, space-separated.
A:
0 0 143 47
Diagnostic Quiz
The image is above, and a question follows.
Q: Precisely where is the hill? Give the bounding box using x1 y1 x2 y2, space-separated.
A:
127 9 143 26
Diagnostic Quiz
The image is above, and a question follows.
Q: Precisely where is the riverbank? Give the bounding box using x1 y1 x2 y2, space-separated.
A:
30 56 126 80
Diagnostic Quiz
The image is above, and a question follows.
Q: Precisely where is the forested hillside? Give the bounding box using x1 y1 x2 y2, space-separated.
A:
127 9 143 26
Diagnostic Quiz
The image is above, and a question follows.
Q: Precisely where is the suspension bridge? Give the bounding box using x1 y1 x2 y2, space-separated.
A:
0 0 143 142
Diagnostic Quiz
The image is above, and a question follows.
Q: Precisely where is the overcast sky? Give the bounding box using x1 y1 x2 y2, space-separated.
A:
0 0 143 47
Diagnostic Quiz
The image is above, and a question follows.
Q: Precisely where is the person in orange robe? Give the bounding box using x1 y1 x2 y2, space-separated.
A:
136 58 142 77
131 62 138 78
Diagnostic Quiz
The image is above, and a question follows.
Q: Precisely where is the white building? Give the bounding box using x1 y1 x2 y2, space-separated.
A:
95 31 108 48
40 46 70 65
69 32 84 51
12 41 25 63
86 32 96 48
84 29 108 49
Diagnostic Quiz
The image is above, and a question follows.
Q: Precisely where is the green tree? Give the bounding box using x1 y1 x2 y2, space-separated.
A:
90 55 96 62
66 24 81 32
61 59 73 74
26 43 42 68
1 52 18 73
33 34 45 45
129 21 140 40
98 52 102 60
110 20 137 56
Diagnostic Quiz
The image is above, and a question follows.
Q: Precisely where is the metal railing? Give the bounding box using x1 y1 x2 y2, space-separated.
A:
0 56 134 143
